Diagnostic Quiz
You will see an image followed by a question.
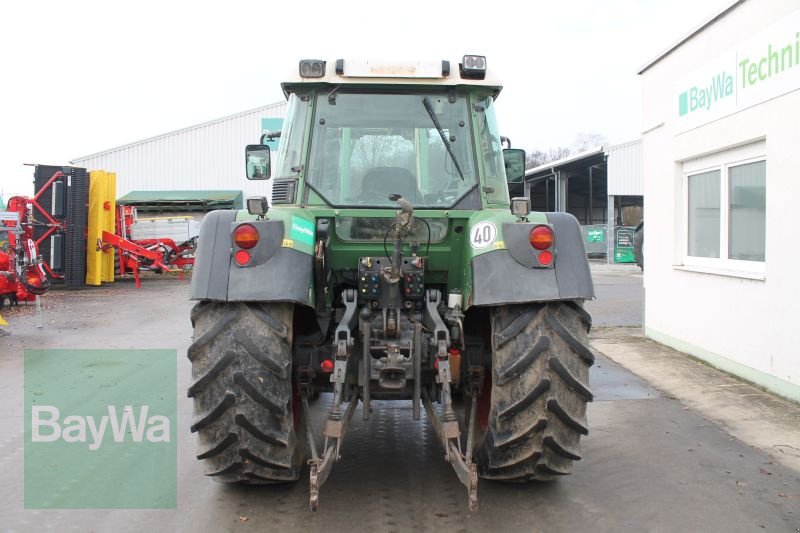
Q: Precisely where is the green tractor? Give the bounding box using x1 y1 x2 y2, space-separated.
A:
189 56 595 511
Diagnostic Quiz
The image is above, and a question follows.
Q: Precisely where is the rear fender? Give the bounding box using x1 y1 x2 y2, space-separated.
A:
190 210 313 305
469 212 594 306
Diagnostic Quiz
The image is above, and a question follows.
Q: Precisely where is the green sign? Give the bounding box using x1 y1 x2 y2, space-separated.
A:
290 216 315 246
261 118 284 150
587 228 605 243
24 349 177 509
615 249 636 262
615 227 636 263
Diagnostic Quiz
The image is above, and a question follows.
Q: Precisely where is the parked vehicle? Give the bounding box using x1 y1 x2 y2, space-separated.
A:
188 56 595 510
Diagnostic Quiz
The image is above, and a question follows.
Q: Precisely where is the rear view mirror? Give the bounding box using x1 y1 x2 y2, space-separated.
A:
503 148 526 183
246 145 271 180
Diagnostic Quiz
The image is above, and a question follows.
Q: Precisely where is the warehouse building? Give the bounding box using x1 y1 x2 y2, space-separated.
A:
639 0 799 402
70 102 287 203
521 139 643 262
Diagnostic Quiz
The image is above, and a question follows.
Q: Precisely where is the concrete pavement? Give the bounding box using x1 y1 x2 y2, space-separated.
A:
0 271 797 532
592 326 800 474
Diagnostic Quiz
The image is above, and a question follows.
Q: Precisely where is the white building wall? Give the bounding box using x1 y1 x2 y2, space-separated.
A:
606 139 643 196
70 102 287 199
641 0 800 401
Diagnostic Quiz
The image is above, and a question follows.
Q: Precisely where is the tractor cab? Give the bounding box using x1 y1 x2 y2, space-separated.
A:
245 56 521 210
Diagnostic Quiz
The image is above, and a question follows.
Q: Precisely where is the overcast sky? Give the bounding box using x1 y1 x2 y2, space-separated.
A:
1 0 727 198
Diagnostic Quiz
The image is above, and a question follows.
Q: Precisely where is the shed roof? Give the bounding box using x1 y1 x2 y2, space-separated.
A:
525 145 606 177
117 190 243 211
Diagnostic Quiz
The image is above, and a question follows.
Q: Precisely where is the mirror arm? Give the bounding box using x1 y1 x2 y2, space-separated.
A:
260 131 282 144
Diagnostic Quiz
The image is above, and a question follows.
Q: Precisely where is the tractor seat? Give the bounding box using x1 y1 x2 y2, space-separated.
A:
361 167 417 203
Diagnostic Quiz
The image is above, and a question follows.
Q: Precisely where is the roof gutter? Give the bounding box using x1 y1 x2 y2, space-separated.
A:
637 0 746 75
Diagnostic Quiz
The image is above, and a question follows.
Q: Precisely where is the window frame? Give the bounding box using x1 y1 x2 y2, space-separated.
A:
681 143 766 276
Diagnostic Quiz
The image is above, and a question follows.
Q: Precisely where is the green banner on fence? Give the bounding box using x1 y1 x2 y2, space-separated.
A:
587 228 605 243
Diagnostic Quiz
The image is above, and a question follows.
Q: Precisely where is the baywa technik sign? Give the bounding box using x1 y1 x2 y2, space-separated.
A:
24 349 177 509
673 9 800 133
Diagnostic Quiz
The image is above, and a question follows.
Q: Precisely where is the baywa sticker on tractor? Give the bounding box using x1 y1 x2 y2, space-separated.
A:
290 216 315 246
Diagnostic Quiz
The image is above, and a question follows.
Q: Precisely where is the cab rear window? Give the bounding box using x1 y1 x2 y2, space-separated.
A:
335 217 448 242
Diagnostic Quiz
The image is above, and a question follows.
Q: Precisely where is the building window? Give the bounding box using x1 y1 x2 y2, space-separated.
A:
729 161 766 262
683 142 766 273
687 169 720 258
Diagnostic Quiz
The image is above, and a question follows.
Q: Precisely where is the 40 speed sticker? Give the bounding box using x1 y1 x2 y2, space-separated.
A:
470 221 497 249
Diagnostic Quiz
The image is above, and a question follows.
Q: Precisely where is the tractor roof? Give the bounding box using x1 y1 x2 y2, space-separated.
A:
281 57 503 99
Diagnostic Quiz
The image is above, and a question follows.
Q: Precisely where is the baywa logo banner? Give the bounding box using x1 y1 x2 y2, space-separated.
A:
24 349 177 509
672 9 800 133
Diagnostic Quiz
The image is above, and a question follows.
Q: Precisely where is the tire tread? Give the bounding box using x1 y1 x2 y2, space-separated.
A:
188 302 302 484
476 302 593 481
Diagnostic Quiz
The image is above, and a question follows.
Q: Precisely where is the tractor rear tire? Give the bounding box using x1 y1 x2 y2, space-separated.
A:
188 301 305 483
472 301 594 481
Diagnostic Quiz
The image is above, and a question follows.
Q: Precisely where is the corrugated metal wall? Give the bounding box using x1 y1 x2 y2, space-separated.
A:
70 102 288 199
607 139 643 196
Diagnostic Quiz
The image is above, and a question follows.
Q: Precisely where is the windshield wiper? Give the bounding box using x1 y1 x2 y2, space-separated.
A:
422 97 465 181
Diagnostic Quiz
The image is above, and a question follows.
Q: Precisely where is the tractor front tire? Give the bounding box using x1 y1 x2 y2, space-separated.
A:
473 301 594 481
188 301 304 483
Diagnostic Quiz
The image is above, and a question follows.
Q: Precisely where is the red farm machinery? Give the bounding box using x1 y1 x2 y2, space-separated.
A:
98 205 197 288
0 198 49 307
0 189 60 307
1 166 200 303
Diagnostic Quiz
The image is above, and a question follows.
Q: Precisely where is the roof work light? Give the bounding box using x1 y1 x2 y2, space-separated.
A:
299 59 326 78
461 55 486 79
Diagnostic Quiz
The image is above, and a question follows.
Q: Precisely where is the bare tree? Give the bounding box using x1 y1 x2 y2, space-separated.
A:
525 146 572 169
524 132 608 169
526 149 549 169
571 132 608 152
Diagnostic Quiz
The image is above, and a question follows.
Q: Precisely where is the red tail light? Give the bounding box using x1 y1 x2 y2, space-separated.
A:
233 223 259 249
234 250 251 266
529 225 554 250
320 359 334 373
538 250 554 266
